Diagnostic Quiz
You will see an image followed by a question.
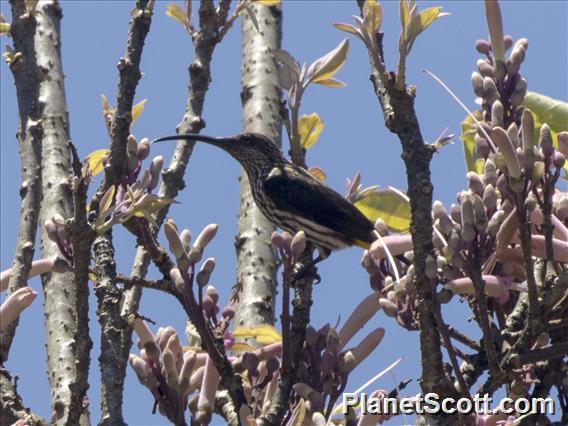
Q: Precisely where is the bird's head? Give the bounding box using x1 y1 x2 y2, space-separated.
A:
152 133 285 170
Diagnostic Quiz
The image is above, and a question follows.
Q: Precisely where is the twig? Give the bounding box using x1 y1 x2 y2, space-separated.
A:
0 368 48 426
259 252 316 425
447 326 481 352
94 2 154 423
355 1 456 403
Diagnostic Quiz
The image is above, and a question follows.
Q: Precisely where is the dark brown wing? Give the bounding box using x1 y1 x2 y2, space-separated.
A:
264 164 375 245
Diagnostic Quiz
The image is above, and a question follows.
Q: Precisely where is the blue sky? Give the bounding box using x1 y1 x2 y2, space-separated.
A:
1 1 566 424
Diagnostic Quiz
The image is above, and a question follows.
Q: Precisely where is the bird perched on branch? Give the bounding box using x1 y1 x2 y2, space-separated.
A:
152 133 376 259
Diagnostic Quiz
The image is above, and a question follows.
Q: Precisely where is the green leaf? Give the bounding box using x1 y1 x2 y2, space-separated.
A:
523 95 568 178
354 188 411 233
523 92 568 134
298 113 324 149
460 111 484 174
84 149 109 176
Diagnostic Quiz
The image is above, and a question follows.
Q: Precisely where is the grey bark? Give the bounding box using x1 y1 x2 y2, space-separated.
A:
1 1 43 363
32 2 92 424
235 3 282 329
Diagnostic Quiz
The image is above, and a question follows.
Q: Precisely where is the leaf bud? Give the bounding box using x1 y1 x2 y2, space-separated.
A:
222 305 235 320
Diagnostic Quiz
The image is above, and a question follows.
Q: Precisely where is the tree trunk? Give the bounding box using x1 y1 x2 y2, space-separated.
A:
235 4 282 329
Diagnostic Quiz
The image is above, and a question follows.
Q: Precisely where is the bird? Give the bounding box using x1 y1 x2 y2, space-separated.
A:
152 133 376 261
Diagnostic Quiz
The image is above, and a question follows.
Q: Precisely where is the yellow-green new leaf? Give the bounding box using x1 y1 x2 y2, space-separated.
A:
165 4 188 30
0 22 10 35
233 325 282 345
354 188 411 233
229 343 257 353
460 111 484 174
298 113 324 149
308 166 326 182
363 0 382 34
131 98 147 127
400 0 411 30
255 0 281 6
308 39 349 85
314 77 346 88
84 149 109 176
413 7 448 35
332 22 360 37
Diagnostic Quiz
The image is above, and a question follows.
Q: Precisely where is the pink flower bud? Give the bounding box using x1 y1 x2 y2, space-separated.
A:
129 354 158 392
467 172 485 196
341 327 384 373
193 224 218 252
0 287 37 331
491 127 522 180
290 231 306 258
196 258 215 288
557 132 568 157
483 158 498 187
539 124 554 158
271 231 286 249
471 71 484 97
475 39 491 55
477 59 494 78
491 100 504 128
137 138 150 161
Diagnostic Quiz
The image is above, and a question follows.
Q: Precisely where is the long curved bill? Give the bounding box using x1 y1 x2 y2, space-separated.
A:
151 134 219 144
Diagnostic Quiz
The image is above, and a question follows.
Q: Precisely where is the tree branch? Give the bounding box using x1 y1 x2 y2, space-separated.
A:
1 0 43 364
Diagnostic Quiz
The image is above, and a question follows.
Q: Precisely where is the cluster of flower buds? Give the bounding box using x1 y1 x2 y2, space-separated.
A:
129 321 206 422
130 318 283 423
271 230 308 279
360 222 419 331
93 139 166 233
